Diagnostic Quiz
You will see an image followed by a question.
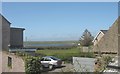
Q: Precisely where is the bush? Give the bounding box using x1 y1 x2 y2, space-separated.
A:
95 55 112 72
25 57 42 74
102 55 112 65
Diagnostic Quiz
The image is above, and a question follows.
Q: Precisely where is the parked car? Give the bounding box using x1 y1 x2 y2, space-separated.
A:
40 56 62 70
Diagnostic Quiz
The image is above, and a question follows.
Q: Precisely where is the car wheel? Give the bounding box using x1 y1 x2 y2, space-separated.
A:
48 64 53 70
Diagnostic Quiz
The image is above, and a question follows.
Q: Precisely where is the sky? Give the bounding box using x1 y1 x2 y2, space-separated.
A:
2 2 118 41
1 0 120 2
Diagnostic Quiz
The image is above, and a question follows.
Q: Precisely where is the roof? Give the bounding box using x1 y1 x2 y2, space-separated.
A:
100 30 108 34
0 14 11 24
93 30 108 42
42 56 60 59
43 56 55 58
10 27 25 30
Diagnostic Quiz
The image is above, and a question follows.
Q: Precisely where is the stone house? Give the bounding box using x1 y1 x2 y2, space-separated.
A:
93 17 119 54
0 14 25 73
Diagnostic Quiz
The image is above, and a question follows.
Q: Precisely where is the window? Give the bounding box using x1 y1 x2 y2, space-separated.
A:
8 56 12 68
41 58 44 61
44 58 51 61
50 57 59 60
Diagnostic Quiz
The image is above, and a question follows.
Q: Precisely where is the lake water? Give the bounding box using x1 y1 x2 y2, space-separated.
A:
24 43 75 47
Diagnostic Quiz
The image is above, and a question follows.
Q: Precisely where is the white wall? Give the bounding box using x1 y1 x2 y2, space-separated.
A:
94 32 104 46
73 57 96 72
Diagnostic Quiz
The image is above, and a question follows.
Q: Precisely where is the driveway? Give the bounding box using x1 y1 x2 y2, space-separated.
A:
42 63 74 72
50 63 74 72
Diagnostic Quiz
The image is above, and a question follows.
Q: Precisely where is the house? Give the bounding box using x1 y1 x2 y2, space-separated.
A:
93 17 119 54
0 14 25 73
1 14 11 51
0 14 25 50
10 27 25 48
93 30 108 46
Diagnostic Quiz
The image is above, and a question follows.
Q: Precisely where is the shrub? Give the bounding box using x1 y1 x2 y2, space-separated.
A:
95 55 112 72
25 57 42 74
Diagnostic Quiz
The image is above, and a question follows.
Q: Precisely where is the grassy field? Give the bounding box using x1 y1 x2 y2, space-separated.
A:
35 47 95 63
24 41 95 63
36 48 80 56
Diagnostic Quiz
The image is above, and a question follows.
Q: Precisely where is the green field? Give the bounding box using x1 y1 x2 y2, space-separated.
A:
35 47 95 63
24 41 95 63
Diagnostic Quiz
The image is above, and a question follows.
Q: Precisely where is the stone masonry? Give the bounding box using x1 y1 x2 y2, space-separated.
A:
93 17 119 53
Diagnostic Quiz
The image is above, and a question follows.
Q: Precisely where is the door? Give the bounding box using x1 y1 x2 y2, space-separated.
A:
41 58 51 67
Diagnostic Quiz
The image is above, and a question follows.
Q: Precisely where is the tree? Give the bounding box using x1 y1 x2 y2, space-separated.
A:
79 29 94 46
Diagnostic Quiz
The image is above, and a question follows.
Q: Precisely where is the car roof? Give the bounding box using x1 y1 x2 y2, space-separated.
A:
43 56 54 58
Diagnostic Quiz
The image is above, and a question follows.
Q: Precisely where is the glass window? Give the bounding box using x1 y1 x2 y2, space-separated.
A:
44 58 51 61
50 57 59 60
8 56 12 68
41 58 44 61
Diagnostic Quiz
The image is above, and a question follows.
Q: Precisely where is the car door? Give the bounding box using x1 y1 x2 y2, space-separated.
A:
41 58 51 67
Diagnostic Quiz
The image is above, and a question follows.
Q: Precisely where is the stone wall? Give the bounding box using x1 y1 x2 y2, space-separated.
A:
118 17 120 67
93 18 118 53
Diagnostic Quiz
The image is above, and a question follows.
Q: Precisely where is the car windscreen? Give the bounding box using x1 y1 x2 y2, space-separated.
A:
50 57 59 60
41 58 44 61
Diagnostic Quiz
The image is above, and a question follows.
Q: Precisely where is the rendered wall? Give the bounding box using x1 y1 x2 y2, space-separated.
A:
2 52 25 72
0 14 2 74
0 15 2 51
10 28 24 48
0 15 25 73
2 16 10 51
